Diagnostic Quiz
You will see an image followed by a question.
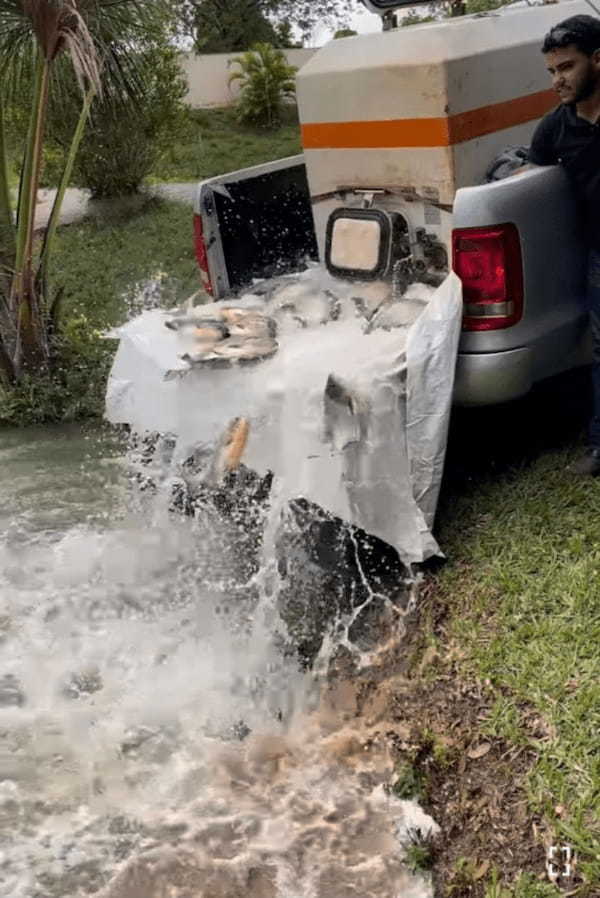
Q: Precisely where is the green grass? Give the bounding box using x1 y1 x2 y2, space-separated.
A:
432 445 600 895
391 761 426 800
51 195 199 329
402 828 436 874
8 104 301 192
0 196 200 427
149 105 302 183
483 871 561 898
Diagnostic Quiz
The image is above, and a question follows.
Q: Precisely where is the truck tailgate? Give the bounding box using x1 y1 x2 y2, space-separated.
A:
195 156 318 298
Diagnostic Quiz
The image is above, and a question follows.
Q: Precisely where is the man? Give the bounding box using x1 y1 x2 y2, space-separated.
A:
529 15 600 474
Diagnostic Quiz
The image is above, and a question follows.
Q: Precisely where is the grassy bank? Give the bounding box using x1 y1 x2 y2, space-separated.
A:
7 105 302 192
437 457 599 893
148 106 302 182
52 196 199 326
394 388 599 897
2 104 300 425
0 197 199 426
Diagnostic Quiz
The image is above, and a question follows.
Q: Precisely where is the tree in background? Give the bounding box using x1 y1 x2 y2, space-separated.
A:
400 0 513 26
191 0 280 52
274 21 303 48
333 28 358 38
265 0 357 41
229 43 297 128
400 8 435 25
46 37 187 198
179 0 357 49
0 0 169 389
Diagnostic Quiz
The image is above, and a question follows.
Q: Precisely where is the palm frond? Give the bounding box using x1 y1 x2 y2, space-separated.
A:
0 0 173 379
56 2 102 92
0 1 169 100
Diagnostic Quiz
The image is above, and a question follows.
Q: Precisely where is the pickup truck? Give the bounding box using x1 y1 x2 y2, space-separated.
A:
192 0 591 407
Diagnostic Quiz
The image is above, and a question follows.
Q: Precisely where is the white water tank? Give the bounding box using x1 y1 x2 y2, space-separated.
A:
296 0 587 206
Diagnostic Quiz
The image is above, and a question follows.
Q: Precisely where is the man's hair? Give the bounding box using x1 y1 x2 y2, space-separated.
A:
542 15 600 56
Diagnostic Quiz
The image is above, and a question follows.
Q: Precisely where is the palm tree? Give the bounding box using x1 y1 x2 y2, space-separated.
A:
0 0 166 388
228 42 297 129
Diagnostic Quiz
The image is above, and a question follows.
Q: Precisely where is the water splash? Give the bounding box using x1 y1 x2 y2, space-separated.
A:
106 267 462 566
2 262 447 896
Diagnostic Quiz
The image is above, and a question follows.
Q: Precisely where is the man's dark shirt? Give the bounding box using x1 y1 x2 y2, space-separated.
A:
529 103 600 249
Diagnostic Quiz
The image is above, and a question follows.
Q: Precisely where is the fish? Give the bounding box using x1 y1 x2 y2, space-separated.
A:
164 297 226 330
162 290 205 327
211 336 278 362
221 308 278 339
350 281 393 321
324 373 369 417
193 321 230 342
267 282 340 327
163 366 190 382
365 298 427 333
168 307 278 365
222 417 250 472
165 315 228 333
250 273 301 299
180 332 278 366
179 352 229 368
207 417 251 483
323 374 369 449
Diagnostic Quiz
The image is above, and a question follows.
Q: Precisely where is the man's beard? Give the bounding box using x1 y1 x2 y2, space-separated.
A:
573 67 599 103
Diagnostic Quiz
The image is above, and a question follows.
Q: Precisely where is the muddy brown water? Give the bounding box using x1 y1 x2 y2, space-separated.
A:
0 423 436 898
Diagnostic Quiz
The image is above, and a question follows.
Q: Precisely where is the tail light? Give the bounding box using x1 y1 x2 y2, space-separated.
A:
193 213 214 296
452 223 523 331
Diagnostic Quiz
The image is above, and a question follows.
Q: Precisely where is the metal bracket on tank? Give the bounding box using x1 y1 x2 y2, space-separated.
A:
311 186 453 214
351 189 386 209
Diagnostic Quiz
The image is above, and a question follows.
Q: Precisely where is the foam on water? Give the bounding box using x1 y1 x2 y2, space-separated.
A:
1 266 448 897
0 425 438 898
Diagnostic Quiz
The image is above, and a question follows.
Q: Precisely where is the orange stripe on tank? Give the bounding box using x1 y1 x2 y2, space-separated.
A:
301 88 557 149
301 117 450 149
448 88 557 143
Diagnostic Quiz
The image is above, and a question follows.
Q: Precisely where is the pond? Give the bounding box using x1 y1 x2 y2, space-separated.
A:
0 424 435 898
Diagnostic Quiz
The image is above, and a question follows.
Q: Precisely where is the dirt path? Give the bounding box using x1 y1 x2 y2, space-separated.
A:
34 182 198 230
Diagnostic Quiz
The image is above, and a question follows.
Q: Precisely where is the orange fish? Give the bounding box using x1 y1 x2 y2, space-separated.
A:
208 417 250 482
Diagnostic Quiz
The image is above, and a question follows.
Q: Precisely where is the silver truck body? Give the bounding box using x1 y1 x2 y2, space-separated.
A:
453 166 589 405
194 158 590 407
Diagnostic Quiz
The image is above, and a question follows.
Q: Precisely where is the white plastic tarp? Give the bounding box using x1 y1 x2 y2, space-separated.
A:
106 272 462 564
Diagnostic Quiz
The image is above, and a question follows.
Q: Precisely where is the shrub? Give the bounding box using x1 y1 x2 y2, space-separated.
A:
46 40 188 198
0 314 112 426
228 43 297 129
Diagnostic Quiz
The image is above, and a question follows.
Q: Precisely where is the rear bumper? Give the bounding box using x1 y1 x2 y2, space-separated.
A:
453 347 532 407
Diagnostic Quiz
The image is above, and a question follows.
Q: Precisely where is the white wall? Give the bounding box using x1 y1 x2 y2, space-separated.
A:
180 49 318 108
